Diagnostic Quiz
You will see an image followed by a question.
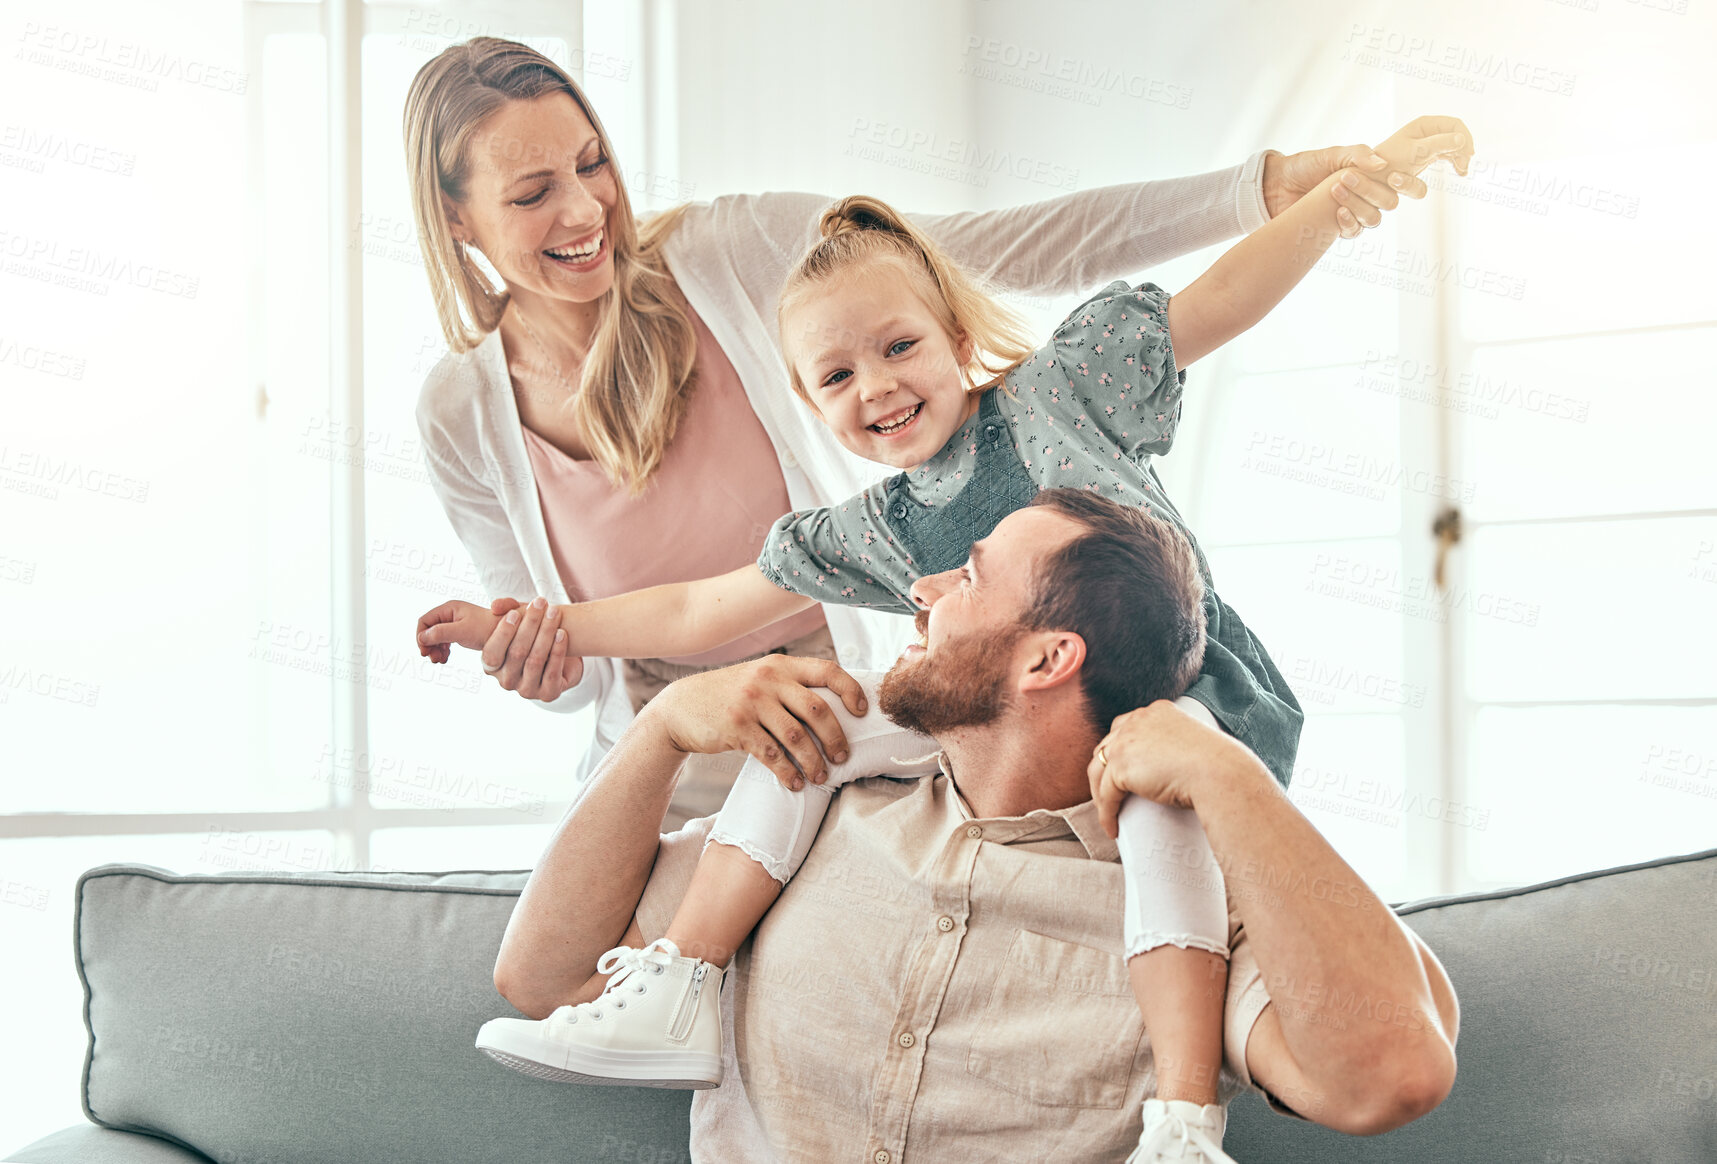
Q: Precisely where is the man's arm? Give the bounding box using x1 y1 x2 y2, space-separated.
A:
1091 702 1458 1136
1197 764 1459 1134
491 709 684 1019
493 656 870 1017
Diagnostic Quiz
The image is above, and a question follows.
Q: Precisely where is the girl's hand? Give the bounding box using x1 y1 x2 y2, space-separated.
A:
416 599 504 657
643 655 868 790
477 596 585 703
1373 115 1474 180
1265 116 1474 237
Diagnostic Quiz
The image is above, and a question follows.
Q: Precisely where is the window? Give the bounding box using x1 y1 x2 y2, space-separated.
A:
1173 141 1717 902
0 1 641 1141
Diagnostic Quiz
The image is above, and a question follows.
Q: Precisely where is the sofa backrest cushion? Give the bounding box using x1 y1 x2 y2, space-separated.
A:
77 848 1717 1163
76 865 693 1164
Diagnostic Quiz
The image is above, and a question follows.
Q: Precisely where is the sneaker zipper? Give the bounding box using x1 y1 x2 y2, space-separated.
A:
667 962 709 1043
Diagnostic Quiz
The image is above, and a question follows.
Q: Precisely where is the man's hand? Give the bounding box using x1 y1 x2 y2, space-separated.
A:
1264 116 1474 237
642 655 869 790
1087 699 1274 838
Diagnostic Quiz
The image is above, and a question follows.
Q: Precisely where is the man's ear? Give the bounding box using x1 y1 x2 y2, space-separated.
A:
1018 629 1086 694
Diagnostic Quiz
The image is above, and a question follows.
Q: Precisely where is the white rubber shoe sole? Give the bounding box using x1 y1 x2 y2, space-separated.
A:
475 1017 722 1090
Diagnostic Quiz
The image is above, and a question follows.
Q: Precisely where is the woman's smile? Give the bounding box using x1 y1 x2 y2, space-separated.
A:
543 227 607 273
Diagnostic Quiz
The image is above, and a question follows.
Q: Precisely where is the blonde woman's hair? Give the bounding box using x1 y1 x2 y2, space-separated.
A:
403 37 695 494
778 195 1038 401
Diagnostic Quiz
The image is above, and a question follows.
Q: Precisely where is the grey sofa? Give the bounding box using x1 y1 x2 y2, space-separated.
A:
8 848 1717 1163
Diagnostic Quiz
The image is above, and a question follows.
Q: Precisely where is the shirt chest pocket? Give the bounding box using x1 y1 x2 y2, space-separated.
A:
964 928 1145 1110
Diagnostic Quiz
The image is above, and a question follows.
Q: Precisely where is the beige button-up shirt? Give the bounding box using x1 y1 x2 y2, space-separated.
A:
637 756 1299 1162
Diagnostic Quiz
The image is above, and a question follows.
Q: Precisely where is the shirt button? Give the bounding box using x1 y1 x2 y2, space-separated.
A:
898 1031 916 1048
874 1151 892 1164
965 825 983 840
936 915 955 932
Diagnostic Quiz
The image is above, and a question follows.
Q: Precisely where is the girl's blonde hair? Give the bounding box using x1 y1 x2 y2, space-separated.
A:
777 194 1037 401
403 37 695 495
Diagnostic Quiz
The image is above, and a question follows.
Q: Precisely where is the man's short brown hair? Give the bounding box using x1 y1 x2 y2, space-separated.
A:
1022 489 1207 734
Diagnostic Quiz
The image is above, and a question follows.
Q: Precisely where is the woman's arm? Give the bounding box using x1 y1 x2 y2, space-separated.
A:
903 136 1463 298
417 407 599 711
905 160 1276 299
558 564 817 661
905 124 1472 298
723 158 1352 314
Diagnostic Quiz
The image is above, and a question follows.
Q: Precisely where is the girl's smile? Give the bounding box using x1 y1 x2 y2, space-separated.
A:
868 401 923 437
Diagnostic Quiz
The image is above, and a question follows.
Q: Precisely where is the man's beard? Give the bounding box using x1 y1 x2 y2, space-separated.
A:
878 614 1023 737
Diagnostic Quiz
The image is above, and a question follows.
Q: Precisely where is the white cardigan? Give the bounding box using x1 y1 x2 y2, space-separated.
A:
415 155 1273 778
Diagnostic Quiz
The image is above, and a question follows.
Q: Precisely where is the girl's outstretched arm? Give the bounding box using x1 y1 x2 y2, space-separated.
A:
1167 121 1468 369
556 564 818 661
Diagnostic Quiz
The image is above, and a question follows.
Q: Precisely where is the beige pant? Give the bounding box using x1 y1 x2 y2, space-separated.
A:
621 623 839 832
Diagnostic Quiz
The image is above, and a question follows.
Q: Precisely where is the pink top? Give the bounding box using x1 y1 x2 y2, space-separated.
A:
522 305 828 667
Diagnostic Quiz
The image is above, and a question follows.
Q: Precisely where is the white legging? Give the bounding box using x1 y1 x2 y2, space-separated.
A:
705 675 1228 959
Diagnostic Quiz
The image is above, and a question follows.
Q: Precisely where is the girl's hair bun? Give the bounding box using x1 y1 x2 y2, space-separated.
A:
818 194 909 241
779 191 1036 405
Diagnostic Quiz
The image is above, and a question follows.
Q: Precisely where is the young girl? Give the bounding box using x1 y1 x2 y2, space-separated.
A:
429 121 1441 1161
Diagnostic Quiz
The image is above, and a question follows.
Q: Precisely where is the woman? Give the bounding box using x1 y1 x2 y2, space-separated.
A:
405 37 1464 819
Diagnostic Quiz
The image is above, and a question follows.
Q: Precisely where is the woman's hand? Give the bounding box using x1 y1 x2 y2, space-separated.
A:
1263 116 1474 237
642 655 868 790
475 596 585 702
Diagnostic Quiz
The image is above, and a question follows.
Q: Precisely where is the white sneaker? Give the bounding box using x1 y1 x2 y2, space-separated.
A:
1127 1098 1236 1163
475 939 723 1089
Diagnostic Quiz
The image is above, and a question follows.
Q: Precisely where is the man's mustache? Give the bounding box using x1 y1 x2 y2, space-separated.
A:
914 609 929 639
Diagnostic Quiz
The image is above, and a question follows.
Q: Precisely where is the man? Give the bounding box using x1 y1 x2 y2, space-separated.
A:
489 490 1459 1162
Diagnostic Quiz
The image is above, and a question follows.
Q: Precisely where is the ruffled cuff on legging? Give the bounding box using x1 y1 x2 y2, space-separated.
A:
1126 932 1232 960
705 830 793 885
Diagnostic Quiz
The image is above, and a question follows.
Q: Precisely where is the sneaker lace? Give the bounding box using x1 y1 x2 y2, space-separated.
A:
1126 1107 1236 1164
551 939 680 1025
